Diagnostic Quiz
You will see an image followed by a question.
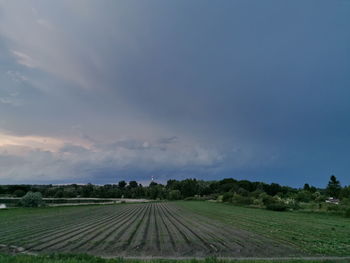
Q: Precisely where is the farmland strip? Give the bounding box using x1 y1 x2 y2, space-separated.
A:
156 203 177 253
25 206 134 251
153 203 161 251
164 203 239 251
53 205 139 251
157 203 193 249
81 203 144 252
0 207 118 246
116 203 152 251
133 203 152 250
94 204 149 253
0 207 106 241
160 203 216 253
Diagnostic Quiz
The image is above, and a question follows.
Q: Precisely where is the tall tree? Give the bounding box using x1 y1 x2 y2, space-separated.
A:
303 183 310 191
326 175 341 198
129 181 138 188
118 180 127 189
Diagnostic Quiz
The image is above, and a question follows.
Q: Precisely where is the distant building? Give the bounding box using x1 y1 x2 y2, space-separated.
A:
325 197 340 205
0 204 7 209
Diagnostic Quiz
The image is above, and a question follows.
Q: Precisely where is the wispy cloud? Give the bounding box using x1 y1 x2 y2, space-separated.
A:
11 50 37 68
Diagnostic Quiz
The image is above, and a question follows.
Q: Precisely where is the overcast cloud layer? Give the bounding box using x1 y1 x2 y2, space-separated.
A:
0 0 350 186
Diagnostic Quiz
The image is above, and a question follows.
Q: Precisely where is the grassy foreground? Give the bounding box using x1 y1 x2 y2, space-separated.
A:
0 254 349 263
176 201 350 256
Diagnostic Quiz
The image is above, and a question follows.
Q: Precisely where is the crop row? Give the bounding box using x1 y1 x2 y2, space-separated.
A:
0 202 301 257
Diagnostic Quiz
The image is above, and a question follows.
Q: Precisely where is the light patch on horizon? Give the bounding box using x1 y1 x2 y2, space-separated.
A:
0 132 225 184
0 131 88 153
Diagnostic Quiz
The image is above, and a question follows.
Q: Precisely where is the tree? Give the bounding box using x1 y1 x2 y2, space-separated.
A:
303 184 311 191
149 181 158 187
218 178 238 193
295 190 312 202
54 189 64 198
81 183 94 197
339 186 350 199
129 181 138 188
20 192 44 207
265 183 283 196
179 179 199 198
166 179 180 190
13 189 26 197
326 175 341 198
118 180 127 189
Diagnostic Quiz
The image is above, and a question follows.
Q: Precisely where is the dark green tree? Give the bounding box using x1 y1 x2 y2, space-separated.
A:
303 183 311 191
180 179 199 198
13 189 26 197
20 192 44 207
129 181 138 188
339 186 350 199
118 180 127 189
81 183 94 197
149 181 158 187
326 175 341 198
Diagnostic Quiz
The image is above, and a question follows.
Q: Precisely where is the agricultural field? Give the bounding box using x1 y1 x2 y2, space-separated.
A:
0 202 303 258
1 254 350 263
176 201 350 256
1 201 350 260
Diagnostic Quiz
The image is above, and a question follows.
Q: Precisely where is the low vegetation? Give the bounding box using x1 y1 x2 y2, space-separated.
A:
177 201 350 256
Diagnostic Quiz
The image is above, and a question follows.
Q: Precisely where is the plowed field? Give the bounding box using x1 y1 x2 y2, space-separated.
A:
0 202 302 257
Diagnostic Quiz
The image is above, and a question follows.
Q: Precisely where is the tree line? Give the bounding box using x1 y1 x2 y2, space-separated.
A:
1 175 349 201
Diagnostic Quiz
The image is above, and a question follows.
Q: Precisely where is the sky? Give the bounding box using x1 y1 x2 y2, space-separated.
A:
0 0 349 187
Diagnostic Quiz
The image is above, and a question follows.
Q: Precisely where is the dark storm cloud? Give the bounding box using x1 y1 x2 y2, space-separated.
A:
0 0 349 186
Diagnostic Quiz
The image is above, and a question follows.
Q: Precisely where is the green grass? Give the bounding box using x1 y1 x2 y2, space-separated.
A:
0 254 349 263
175 201 350 256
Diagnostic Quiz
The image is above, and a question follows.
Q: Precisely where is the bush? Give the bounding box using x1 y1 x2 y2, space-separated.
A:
168 190 182 200
184 196 196 201
295 190 312 202
232 194 254 206
183 195 212 201
217 195 223 202
222 192 233 202
252 198 264 207
261 194 276 206
266 202 288 211
19 192 44 207
13 189 26 197
284 198 300 210
327 204 340 212
340 198 350 206
345 208 350 218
